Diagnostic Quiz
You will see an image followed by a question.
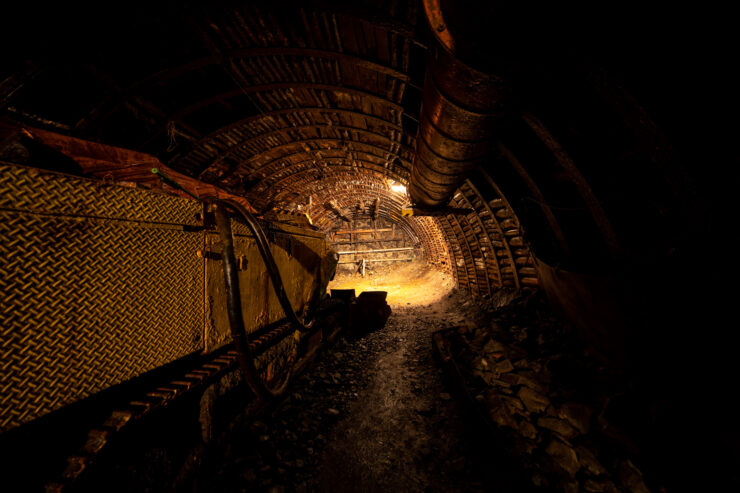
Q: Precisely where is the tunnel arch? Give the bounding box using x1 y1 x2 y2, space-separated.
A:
0 2 542 299
0 0 721 366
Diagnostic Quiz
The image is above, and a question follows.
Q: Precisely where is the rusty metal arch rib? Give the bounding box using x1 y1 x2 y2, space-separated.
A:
196 124 415 166
206 138 413 180
297 181 406 211
455 185 504 290
176 106 410 174
306 189 419 239
170 83 405 121
183 107 404 155
272 172 398 196
291 176 451 268
144 48 414 89
447 212 487 297
251 165 409 210
234 159 409 202
460 180 519 289
436 216 463 287
289 183 408 218
497 142 569 254
259 163 407 199
78 48 415 135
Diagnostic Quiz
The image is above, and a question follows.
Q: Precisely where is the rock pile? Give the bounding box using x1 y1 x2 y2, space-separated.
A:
444 291 654 493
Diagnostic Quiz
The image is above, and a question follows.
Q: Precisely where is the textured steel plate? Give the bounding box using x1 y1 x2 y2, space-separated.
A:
0 165 204 432
0 164 328 433
0 164 202 226
203 220 327 351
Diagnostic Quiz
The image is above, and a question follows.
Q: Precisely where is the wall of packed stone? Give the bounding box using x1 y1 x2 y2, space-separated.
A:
438 291 658 492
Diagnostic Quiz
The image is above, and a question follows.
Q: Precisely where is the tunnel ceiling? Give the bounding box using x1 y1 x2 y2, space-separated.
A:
0 0 708 300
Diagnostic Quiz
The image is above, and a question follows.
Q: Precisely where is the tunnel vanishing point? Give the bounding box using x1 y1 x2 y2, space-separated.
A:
0 1 737 492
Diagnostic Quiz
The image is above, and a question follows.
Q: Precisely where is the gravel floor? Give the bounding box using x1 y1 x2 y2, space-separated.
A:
196 290 505 492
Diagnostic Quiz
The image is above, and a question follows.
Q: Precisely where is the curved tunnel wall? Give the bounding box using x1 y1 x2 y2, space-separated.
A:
0 0 721 372
278 173 452 270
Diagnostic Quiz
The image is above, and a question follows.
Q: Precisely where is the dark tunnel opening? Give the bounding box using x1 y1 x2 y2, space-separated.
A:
1 1 737 491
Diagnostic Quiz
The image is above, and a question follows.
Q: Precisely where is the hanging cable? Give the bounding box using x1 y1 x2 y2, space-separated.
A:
213 203 291 400
151 168 318 399
215 198 316 333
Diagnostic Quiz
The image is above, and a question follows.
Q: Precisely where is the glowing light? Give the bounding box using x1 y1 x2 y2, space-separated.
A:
391 183 407 194
328 260 454 307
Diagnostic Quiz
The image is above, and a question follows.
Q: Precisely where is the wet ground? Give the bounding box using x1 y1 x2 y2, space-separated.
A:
196 265 505 492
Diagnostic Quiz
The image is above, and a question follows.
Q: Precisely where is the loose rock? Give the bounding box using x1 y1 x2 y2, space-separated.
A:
618 460 651 493
545 439 580 478
518 387 550 413
537 416 579 440
576 445 607 476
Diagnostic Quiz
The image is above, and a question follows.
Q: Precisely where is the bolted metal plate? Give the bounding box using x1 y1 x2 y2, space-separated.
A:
0 164 330 433
0 164 205 432
0 164 202 226
203 220 328 351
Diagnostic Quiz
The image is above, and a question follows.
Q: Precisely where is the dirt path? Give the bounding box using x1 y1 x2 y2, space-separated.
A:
314 300 495 492
199 267 502 492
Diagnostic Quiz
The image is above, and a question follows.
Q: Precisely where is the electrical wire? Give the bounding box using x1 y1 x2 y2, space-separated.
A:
216 198 316 333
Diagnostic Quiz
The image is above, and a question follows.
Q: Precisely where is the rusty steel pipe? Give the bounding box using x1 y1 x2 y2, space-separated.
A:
409 0 506 209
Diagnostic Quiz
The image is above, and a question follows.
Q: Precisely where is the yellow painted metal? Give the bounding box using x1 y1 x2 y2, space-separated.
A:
0 164 328 432
204 219 328 351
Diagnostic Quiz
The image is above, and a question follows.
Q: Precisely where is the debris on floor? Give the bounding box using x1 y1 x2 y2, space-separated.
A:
195 268 506 492
435 290 660 492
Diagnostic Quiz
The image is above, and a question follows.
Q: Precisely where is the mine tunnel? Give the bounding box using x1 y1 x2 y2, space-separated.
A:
0 1 736 492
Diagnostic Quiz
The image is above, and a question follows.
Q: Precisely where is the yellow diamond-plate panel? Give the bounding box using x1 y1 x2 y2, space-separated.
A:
0 164 201 226
203 222 327 351
0 166 205 432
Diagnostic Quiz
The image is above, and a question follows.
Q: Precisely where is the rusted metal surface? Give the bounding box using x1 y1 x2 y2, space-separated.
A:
203 137 413 182
472 171 538 288
0 2 544 303
180 107 405 173
189 123 414 163
521 112 619 255
337 247 414 255
215 203 278 401
453 184 505 291
23 126 258 213
401 205 473 216
261 164 409 204
496 142 570 256
170 84 405 121
333 228 393 235
205 217 329 351
409 1 505 209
